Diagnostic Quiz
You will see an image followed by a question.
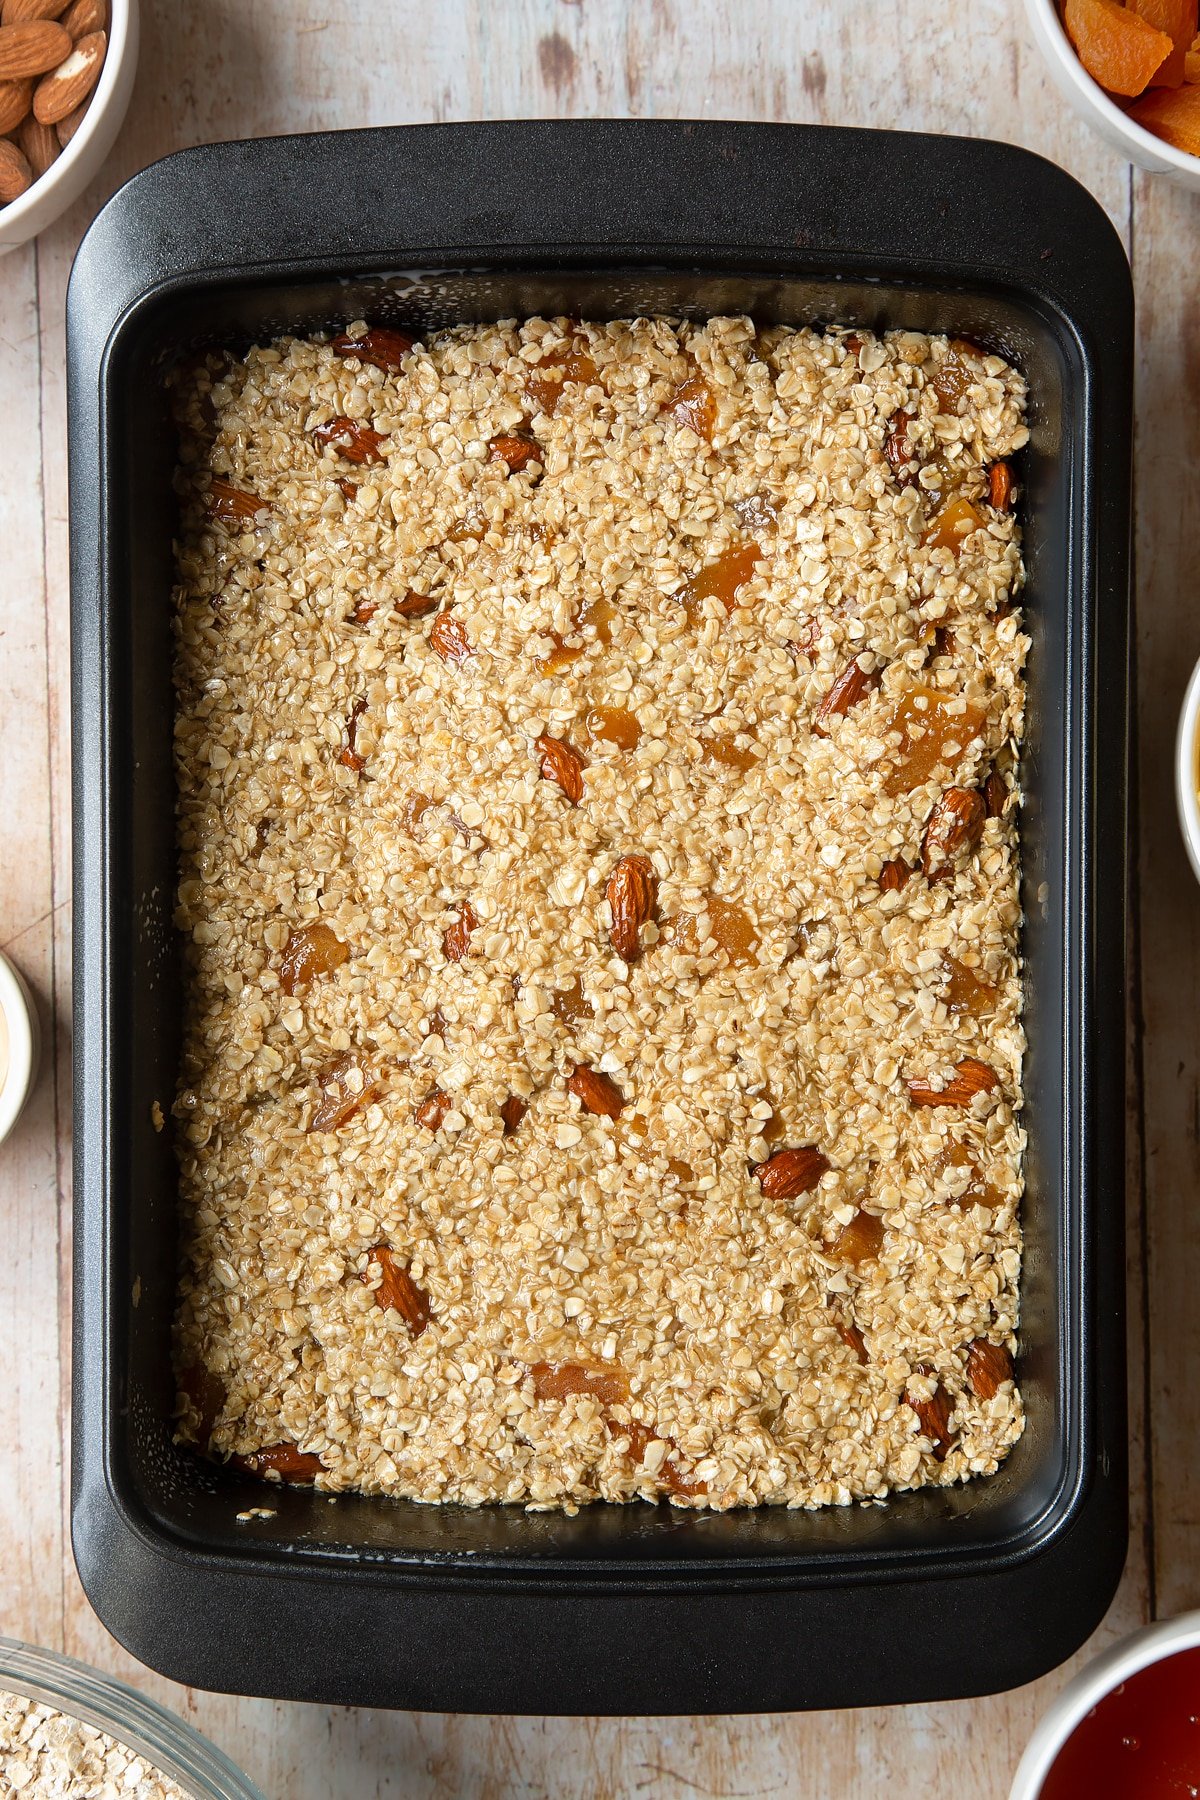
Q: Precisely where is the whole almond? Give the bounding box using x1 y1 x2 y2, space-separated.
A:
920 785 985 878
52 90 84 140
813 658 880 735
362 1244 431 1337
0 136 32 201
905 1372 957 1462
60 0 103 35
906 1057 1000 1108
754 1145 831 1200
535 732 585 805
0 73 30 131
33 28 104 124
0 18 70 77
605 853 657 963
965 1337 1014 1400
17 108 57 176
567 1064 625 1119
1 0 69 24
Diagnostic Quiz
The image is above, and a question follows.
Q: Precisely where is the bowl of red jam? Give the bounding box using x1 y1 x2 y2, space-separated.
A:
1011 1617 1200 1799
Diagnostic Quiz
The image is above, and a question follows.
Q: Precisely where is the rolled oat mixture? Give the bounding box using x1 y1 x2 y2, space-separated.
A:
0 1692 190 1798
170 315 1028 1511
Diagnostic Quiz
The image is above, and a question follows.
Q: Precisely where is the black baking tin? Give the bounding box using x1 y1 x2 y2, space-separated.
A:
68 120 1132 1714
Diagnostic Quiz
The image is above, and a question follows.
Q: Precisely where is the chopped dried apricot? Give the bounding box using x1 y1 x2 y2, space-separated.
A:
669 370 717 438
941 955 996 1018
526 346 599 415
831 1207 884 1265
279 922 349 995
551 975 593 1024
1131 78 1200 147
585 706 642 750
310 1051 376 1133
442 901 478 962
929 339 984 410
488 433 541 472
1064 0 1173 94
698 732 758 772
883 685 986 796
670 894 759 967
923 494 986 553
681 541 761 624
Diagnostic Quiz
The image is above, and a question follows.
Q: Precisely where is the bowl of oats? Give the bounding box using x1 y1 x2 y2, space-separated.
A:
66 120 1133 1715
0 1637 262 1799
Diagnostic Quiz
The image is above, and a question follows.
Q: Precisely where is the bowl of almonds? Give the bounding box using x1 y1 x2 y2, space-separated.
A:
0 0 137 256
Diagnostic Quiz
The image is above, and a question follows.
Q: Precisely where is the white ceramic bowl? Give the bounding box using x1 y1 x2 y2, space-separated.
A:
0 948 38 1146
0 0 139 258
1177 657 1200 885
1025 0 1200 189
1010 1611 1200 1797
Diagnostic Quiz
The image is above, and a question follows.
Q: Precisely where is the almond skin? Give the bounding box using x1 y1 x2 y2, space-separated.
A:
568 1063 625 1118
488 432 540 472
605 853 657 963
229 1442 324 1483
429 610 473 666
982 768 1007 818
53 91 85 141
0 15 68 70
755 1145 830 1199
920 785 985 878
311 414 384 464
836 1319 869 1364
442 901 477 963
60 0 104 34
206 477 264 523
535 732 585 805
331 325 414 371
884 407 916 480
395 588 437 619
965 1337 1014 1399
905 1373 957 1462
0 74 31 131
415 1088 451 1132
878 855 911 893
363 1244 431 1336
17 108 58 175
1 0 70 23
0 137 32 201
499 1095 527 1136
906 1056 1000 1107
813 658 880 735
31 24 102 121
988 460 1013 512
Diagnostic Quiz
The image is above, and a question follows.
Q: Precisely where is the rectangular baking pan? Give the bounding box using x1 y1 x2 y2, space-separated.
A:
68 120 1132 1714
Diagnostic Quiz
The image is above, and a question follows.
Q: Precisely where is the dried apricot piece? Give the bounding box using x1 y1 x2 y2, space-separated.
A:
279 922 349 995
668 369 717 438
681 541 761 624
1129 0 1197 83
923 494 986 553
1064 0 1173 95
585 707 642 750
331 325 414 370
310 1051 376 1133
230 1442 324 1483
1131 78 1200 147
831 1208 884 1265
526 345 599 415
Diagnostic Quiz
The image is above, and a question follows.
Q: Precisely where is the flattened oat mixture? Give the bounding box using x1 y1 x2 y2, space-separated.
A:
170 316 1029 1511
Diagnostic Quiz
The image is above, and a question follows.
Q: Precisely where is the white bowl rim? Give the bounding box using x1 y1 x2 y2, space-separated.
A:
1176 658 1200 886
1009 1611 1200 1798
0 0 135 237
0 948 37 1146
1025 0 1200 175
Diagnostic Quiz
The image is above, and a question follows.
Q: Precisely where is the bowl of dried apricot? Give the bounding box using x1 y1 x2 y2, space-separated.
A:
1026 0 1200 181
0 0 138 257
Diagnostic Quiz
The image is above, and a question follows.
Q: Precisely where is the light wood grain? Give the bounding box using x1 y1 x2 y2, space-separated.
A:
0 0 1176 1793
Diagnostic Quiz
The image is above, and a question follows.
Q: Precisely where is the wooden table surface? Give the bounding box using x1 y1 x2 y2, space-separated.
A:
1 1 1193 1794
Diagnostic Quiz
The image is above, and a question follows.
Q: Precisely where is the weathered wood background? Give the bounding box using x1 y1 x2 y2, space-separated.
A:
1 0 1193 1793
